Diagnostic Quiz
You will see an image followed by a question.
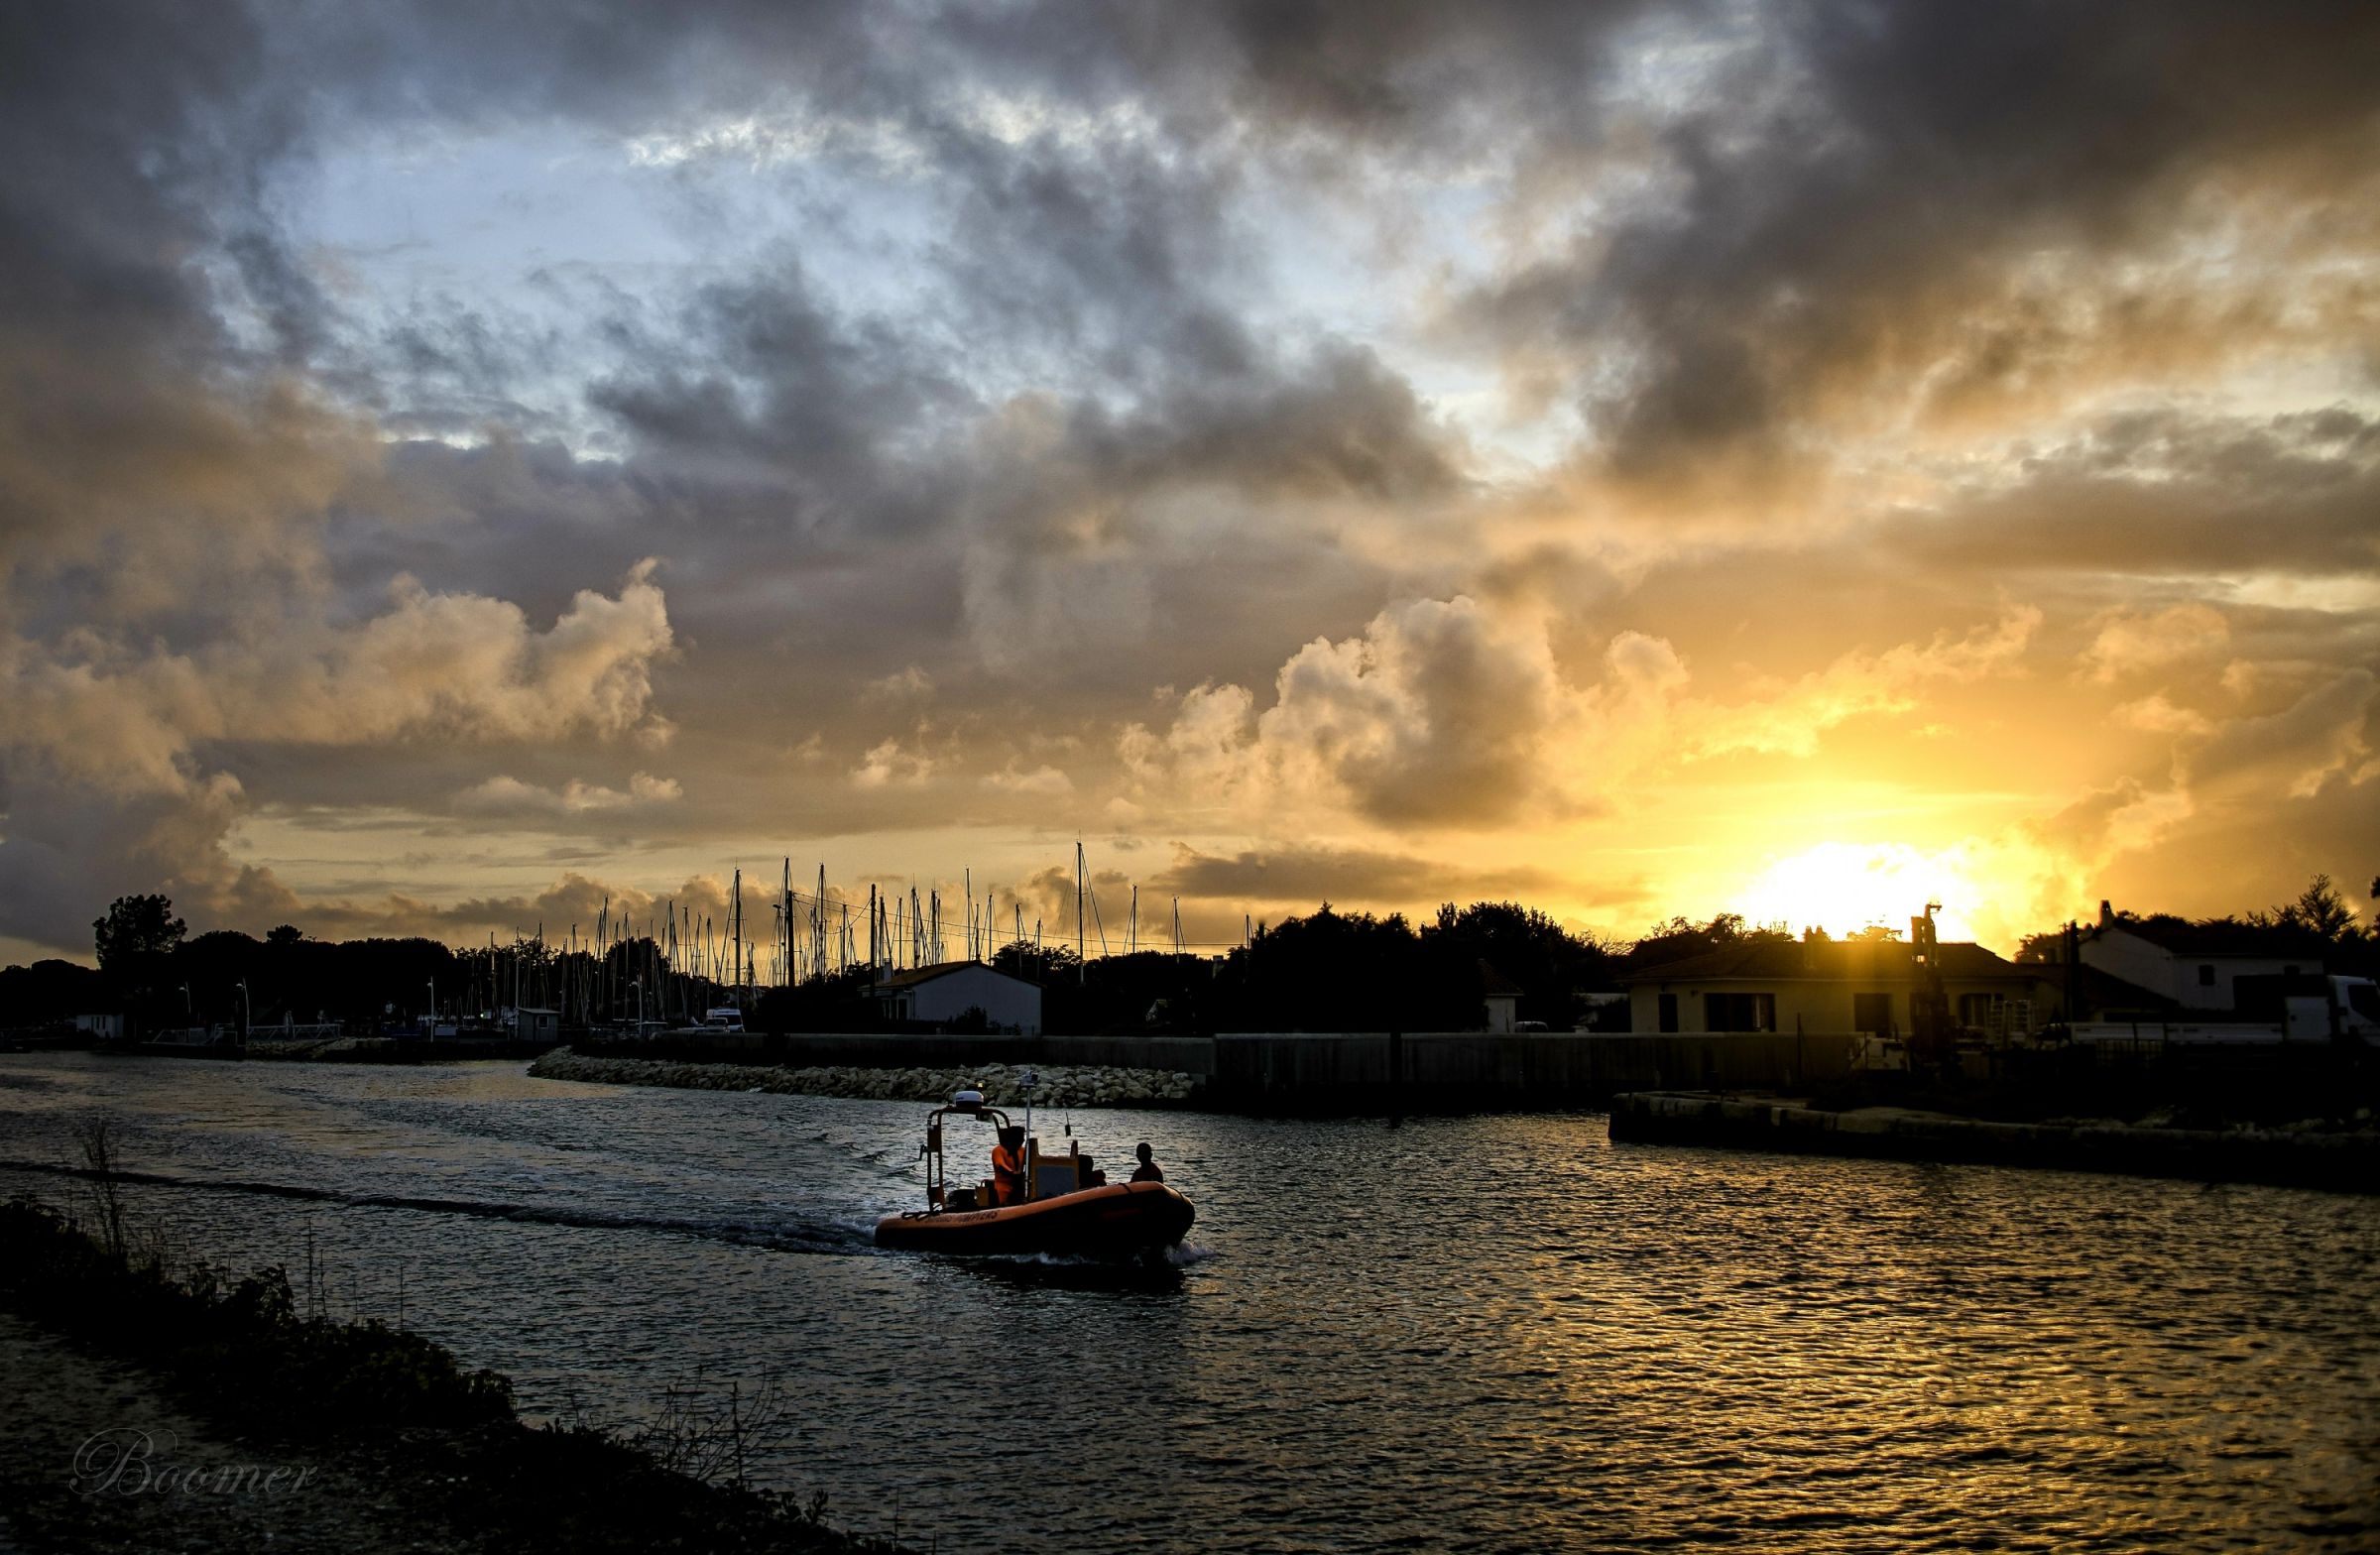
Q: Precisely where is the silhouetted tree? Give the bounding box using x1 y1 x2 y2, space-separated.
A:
1624 912 1789 972
1424 900 1619 1026
0 960 107 1025
1205 904 1476 1031
93 895 184 971
2259 874 2361 943
91 895 186 1027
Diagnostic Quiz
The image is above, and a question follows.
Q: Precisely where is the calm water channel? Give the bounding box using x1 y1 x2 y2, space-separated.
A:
2 1052 2375 1552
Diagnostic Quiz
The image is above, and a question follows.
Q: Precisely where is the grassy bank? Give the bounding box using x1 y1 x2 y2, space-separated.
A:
0 1191 895 1553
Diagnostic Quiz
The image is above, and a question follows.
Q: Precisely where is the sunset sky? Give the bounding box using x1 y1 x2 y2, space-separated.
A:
4 2 2376 966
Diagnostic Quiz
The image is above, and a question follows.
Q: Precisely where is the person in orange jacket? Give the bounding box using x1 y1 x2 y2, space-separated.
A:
991 1126 1026 1205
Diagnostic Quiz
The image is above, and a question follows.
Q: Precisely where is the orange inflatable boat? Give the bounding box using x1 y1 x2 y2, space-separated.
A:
874 1091 1195 1256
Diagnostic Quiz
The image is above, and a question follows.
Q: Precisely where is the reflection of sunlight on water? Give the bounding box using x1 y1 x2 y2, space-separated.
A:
1 1053 2376 1554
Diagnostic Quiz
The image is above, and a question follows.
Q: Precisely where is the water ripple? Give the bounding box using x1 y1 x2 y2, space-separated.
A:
2 1052 2375 1553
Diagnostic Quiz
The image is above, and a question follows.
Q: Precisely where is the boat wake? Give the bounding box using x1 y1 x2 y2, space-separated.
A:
0 1157 877 1256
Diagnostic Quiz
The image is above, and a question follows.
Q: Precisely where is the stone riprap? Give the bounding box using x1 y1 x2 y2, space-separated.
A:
529 1047 1197 1108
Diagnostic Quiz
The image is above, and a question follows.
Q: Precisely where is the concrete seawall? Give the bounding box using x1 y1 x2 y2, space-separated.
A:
588 1030 1862 1113
1208 1030 1857 1111
1608 1090 2380 1192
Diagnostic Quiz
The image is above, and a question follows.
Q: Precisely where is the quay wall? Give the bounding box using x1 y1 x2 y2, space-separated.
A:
1607 1090 2380 1193
578 1030 1863 1113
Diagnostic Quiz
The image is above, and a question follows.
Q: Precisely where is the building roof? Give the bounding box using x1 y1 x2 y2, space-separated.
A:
1621 938 2038 986
2085 916 2329 960
2069 963 2181 1016
874 959 1033 992
1477 959 1526 999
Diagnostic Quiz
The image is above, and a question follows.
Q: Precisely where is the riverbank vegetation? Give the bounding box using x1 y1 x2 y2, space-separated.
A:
0 1150 893 1553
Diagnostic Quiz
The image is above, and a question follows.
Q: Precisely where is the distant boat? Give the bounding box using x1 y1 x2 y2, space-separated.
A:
875 1090 1195 1257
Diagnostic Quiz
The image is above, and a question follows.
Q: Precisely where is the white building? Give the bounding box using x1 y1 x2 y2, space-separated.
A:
875 961 1044 1035
2078 902 2327 1012
1478 960 1524 1033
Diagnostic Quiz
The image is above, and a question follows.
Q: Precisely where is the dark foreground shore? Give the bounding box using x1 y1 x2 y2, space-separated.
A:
1610 1091 2380 1192
0 1196 894 1554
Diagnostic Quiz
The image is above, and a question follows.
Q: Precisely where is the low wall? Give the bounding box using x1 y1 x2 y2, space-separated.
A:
1607 1090 2380 1192
1208 1031 1858 1113
594 1032 1222 1077
588 1030 1864 1113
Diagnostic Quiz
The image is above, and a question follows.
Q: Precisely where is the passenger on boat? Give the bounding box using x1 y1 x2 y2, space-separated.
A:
991 1127 1027 1205
1130 1141 1164 1183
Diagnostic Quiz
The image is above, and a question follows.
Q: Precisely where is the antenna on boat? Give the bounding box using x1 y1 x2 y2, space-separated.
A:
1019 1068 1036 1194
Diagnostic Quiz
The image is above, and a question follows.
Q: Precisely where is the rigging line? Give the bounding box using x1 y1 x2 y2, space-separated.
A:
763 884 1255 950
564 881 1252 955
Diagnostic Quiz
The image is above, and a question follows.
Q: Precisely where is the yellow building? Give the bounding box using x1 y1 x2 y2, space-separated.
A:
1621 937 2062 1039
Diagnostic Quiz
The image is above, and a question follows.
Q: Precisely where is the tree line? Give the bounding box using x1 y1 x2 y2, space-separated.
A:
6 876 2371 1036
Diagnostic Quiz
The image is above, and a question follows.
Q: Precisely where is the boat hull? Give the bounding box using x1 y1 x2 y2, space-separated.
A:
875 1181 1194 1256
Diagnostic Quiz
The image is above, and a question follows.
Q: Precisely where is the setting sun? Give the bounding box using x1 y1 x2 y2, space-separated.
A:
1731 842 1995 944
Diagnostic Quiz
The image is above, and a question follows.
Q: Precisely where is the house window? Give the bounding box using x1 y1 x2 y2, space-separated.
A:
1851 992 1893 1035
1704 993 1776 1032
1657 993 1679 1033
2198 964 2215 987
1957 992 2003 1028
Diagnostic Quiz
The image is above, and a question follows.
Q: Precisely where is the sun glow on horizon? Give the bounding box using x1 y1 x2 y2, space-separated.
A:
1731 841 2002 947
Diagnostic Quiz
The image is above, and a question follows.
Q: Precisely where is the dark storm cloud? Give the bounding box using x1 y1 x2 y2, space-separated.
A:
1901 408 2380 579
932 132 1254 392
1448 1 2380 476
1154 843 1558 905
0 1 362 585
586 254 971 539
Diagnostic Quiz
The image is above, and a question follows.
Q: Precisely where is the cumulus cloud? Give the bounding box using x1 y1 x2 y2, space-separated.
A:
981 763 1073 796
850 732 940 789
452 772 682 818
0 564 675 950
2 563 675 798
2079 603 2230 684
1686 607 2042 758
1121 600 2061 832
1120 595 1597 828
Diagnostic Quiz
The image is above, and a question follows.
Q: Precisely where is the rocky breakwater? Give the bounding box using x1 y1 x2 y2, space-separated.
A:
530 1048 1198 1108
